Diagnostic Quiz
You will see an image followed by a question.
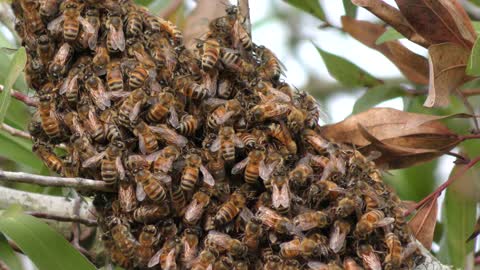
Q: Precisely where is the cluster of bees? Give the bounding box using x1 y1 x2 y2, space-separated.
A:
13 0 424 269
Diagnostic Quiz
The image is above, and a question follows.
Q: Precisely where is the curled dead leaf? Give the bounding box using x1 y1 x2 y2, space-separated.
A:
425 42 471 108
341 16 429 85
408 195 438 250
395 0 476 48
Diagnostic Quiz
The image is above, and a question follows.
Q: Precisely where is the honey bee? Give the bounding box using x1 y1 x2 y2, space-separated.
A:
254 81 291 104
299 92 322 128
144 13 162 32
136 225 158 267
133 121 159 155
92 45 110 76
152 145 181 174
232 149 266 185
71 133 98 163
159 18 183 44
106 12 125 52
202 38 220 70
38 93 61 139
214 190 246 226
175 114 200 136
147 33 177 73
32 141 63 174
287 106 306 133
236 132 257 149
267 122 297 154
181 153 215 192
118 88 147 127
206 230 247 258
36 35 55 67
118 182 137 212
83 141 126 185
279 237 322 259
293 210 329 231
150 124 189 148
99 108 123 142
248 102 290 122
110 218 138 258
148 237 182 269
219 48 254 74
384 232 402 270
192 248 216 270
357 181 384 212
336 195 362 218
49 42 73 79
62 151 80 177
343 258 362 270
242 216 263 251
256 46 285 81
257 206 294 235
20 0 44 34
77 99 105 143
146 91 176 123
84 6 100 49
125 5 143 37
175 75 209 101
170 185 187 216
289 157 313 187
206 98 242 130
105 59 124 92
210 126 244 162
307 261 344 270
102 233 132 269
63 111 85 139
329 219 351 253
48 0 94 43
133 203 170 224
303 129 330 153
181 228 199 267
307 180 345 209
354 210 395 239
40 0 60 18
263 255 282 270
357 245 381 270
215 256 233 270
271 174 291 215
183 189 211 226
217 79 233 99
231 16 252 51
84 72 111 110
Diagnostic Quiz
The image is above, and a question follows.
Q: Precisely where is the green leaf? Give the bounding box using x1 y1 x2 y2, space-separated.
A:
0 131 44 173
470 0 480 7
438 165 476 268
284 0 325 21
467 36 480 76
0 207 96 270
352 84 405 114
134 0 155 6
314 44 381 88
342 0 357 18
375 27 404 45
0 47 27 123
0 233 22 270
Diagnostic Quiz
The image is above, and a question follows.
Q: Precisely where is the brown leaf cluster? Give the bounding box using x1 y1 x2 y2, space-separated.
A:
408 195 438 249
319 108 468 169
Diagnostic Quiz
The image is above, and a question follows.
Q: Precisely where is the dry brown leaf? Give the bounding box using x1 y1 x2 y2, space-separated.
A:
395 0 476 48
351 0 429 47
183 0 226 49
408 195 438 250
320 108 465 146
425 42 471 108
341 16 429 85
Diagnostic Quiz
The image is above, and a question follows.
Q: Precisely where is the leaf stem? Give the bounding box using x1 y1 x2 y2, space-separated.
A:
1 123 31 140
26 211 97 227
405 155 480 216
0 170 114 192
0 85 37 107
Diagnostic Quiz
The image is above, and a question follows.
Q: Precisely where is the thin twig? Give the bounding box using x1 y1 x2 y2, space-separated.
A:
0 85 38 107
158 0 183 19
455 89 480 133
1 123 31 140
0 170 114 192
462 88 480 97
26 211 98 226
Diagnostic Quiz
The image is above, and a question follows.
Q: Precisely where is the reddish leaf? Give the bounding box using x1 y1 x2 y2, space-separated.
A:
408 195 438 250
341 16 429 85
395 0 476 48
425 42 471 108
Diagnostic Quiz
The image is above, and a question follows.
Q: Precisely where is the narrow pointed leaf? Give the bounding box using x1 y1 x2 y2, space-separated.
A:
0 233 22 270
343 0 357 18
408 195 438 250
284 0 325 21
467 36 480 76
0 47 27 124
0 208 96 270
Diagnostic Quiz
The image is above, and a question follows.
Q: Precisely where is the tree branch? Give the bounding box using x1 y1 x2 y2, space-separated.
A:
0 170 114 192
158 0 183 19
0 85 38 107
1 123 32 140
26 211 97 226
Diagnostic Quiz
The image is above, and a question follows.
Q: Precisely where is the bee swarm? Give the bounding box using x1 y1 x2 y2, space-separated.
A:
14 0 423 269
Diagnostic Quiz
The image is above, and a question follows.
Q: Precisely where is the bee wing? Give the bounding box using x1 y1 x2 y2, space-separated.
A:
239 207 254 222
138 133 148 155
329 224 346 253
184 199 202 222
155 173 172 185
374 217 395 228
60 74 78 95
200 165 215 187
109 24 125 51
168 107 179 128
108 91 130 99
269 88 291 103
150 125 188 147
216 111 235 126
233 134 244 148
78 16 95 34
231 157 249 174
203 97 227 109
82 151 106 168
209 137 221 152
91 88 111 110
88 27 99 50
307 261 328 270
207 230 230 247
272 184 281 208
279 182 290 208
147 248 163 268
360 252 382 270
47 15 64 33
129 101 142 122
116 157 125 180
136 183 146 202
259 159 278 181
